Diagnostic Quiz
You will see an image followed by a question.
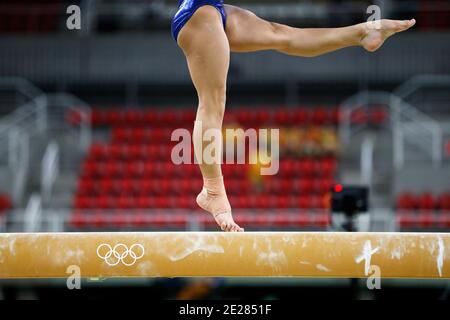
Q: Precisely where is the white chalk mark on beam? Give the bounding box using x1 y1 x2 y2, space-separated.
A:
167 235 224 262
437 236 444 278
355 240 380 276
316 264 331 272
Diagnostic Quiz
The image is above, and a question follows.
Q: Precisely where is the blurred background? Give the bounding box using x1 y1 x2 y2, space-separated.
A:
0 0 450 300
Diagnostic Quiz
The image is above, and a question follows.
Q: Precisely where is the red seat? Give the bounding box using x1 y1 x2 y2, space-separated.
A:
0 195 12 213
174 196 190 209
106 109 123 125
318 158 337 177
91 212 108 228
91 109 107 126
299 159 314 177
312 107 328 125
314 213 330 228
155 197 171 208
330 107 341 124
275 109 293 125
397 213 417 229
136 196 151 208
273 213 290 227
144 110 158 124
370 106 388 125
77 179 94 195
170 213 188 228
181 110 196 124
66 110 82 125
253 214 270 227
293 108 309 125
314 196 329 209
131 127 145 141
124 110 142 125
418 193 435 211
234 109 251 125
418 212 434 228
74 196 91 209
104 162 121 177
131 213 152 227
435 214 450 229
277 196 291 208
256 109 271 124
297 179 313 194
96 195 113 209
445 141 450 156
101 179 116 194
297 196 312 209
160 110 179 124
396 193 417 210
279 160 295 177
89 143 106 160
351 108 367 124
438 193 450 211
111 213 129 228
70 212 89 228
109 144 123 159
112 127 128 141
292 213 310 227
125 162 142 177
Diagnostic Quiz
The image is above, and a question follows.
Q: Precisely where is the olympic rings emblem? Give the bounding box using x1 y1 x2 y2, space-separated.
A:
96 243 145 266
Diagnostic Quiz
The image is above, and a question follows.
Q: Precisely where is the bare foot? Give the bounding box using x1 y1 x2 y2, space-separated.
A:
196 188 244 232
361 19 416 52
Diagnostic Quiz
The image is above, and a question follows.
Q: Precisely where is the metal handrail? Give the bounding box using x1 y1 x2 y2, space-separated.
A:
394 74 450 101
0 77 43 100
23 194 42 233
41 141 59 203
340 90 392 145
392 75 450 167
45 93 92 150
0 78 46 205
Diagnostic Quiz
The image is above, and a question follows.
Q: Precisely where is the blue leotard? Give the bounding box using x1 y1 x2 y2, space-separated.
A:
171 0 227 42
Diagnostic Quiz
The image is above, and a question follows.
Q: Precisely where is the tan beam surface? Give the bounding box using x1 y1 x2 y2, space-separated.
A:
0 232 449 279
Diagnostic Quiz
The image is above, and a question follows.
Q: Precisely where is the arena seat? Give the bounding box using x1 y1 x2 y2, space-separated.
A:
396 191 450 230
0 194 12 215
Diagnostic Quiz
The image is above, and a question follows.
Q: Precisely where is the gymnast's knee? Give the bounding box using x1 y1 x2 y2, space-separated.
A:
270 23 294 52
197 87 227 121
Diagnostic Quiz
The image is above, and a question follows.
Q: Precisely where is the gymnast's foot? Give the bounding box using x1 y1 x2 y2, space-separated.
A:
360 19 416 52
196 177 244 232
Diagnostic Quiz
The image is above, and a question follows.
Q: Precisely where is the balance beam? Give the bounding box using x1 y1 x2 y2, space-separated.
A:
0 232 449 279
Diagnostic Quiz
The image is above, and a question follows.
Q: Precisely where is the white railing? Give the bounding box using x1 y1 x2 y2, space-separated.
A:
340 87 445 171
45 93 92 151
8 128 30 205
442 123 450 161
392 74 450 168
360 134 376 187
23 194 42 233
41 141 60 203
394 74 450 101
340 90 392 145
1 96 48 205
391 97 443 168
0 78 47 205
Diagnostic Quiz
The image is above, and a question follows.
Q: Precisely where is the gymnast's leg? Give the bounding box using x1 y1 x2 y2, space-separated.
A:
177 6 243 232
225 5 415 56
